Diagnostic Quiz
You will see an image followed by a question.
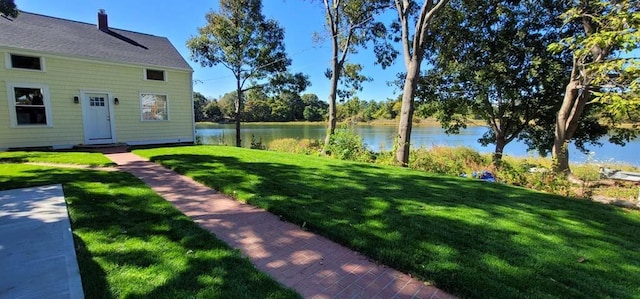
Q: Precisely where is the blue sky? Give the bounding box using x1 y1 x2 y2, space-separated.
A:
15 0 404 102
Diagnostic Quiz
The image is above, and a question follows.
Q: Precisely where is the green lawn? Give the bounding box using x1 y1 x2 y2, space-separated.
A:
0 151 114 166
0 157 299 298
135 145 640 299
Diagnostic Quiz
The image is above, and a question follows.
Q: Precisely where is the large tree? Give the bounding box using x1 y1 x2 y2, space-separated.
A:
187 0 300 147
302 93 329 121
318 0 390 151
390 0 451 166
0 0 18 18
193 92 209 123
418 0 572 166
550 0 640 173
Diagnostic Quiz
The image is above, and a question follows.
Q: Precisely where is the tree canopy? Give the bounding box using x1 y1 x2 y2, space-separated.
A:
418 0 574 165
187 0 308 146
0 0 18 18
549 0 640 172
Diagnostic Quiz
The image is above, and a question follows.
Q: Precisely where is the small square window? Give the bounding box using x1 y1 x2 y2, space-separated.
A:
10 54 42 70
145 69 165 81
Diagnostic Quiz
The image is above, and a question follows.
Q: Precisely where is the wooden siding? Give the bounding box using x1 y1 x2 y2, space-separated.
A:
0 49 193 149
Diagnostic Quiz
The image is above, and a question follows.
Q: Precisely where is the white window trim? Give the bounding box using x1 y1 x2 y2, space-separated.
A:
143 68 167 82
4 53 47 72
5 82 53 128
140 92 170 121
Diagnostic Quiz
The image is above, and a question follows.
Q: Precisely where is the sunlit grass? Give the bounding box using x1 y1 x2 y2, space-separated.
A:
0 151 114 166
0 163 299 299
136 145 640 299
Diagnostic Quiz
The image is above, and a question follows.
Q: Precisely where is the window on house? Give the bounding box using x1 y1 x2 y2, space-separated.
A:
10 54 43 70
145 69 166 81
7 84 51 126
141 93 168 121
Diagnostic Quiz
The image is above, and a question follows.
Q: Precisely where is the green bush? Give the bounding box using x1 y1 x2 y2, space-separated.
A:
494 159 528 186
409 146 488 176
326 127 374 162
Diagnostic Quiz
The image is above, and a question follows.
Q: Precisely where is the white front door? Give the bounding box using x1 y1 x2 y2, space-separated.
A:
82 92 114 144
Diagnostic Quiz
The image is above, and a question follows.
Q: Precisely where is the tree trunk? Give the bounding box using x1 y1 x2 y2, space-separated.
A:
553 78 584 173
552 10 604 174
235 82 242 147
493 136 506 167
323 1 339 154
396 58 421 166
323 60 340 153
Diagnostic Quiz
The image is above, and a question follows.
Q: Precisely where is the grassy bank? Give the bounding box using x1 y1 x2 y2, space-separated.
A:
264 136 640 202
135 145 640 299
0 153 299 299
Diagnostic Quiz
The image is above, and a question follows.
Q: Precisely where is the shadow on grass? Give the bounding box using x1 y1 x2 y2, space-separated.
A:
0 165 299 299
72 233 113 299
144 150 640 299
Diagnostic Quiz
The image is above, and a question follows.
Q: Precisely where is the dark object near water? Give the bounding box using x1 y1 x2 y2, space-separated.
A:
473 171 496 182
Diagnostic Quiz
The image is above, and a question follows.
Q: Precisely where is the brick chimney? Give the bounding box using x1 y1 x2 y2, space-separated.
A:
97 9 108 31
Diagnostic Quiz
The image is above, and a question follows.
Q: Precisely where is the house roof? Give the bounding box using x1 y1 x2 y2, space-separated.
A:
0 11 192 71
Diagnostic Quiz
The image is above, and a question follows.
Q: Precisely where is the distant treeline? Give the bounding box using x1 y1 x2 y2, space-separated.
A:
194 91 454 123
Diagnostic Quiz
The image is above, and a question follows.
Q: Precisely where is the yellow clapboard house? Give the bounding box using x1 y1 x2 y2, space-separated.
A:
0 10 194 150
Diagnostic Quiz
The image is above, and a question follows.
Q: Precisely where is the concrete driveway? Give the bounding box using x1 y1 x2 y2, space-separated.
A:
0 184 84 299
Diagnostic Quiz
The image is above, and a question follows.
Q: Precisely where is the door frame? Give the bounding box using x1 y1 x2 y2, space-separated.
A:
80 90 116 145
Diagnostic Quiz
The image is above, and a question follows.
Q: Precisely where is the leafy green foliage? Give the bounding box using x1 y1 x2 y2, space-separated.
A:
217 91 238 119
326 63 373 101
187 0 308 145
319 0 392 148
0 0 18 18
193 92 223 122
420 0 573 164
326 126 373 162
548 0 640 172
409 146 487 176
203 100 224 123
207 91 327 123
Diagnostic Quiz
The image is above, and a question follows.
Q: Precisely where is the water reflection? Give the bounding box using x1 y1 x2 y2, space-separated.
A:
196 123 639 166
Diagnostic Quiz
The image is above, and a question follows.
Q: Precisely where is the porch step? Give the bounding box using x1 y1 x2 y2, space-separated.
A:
73 143 129 154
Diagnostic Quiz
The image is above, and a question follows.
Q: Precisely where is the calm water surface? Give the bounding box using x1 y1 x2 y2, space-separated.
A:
196 123 640 166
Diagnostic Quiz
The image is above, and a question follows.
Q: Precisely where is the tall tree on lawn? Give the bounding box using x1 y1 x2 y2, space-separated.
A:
187 0 307 147
317 0 391 152
391 0 451 166
416 0 572 166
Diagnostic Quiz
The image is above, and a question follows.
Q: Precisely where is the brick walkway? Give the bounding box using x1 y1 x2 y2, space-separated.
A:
106 152 456 299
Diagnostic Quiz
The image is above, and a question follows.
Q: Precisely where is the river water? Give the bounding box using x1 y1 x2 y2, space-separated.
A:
196 123 640 166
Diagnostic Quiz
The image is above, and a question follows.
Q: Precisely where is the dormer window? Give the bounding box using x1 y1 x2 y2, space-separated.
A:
8 54 44 71
145 69 166 81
